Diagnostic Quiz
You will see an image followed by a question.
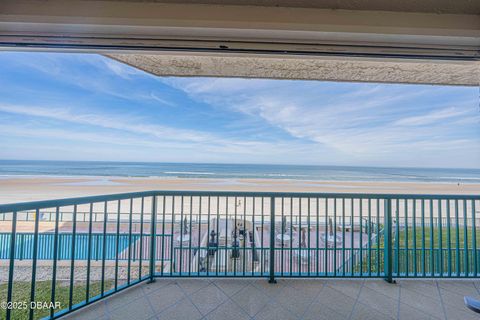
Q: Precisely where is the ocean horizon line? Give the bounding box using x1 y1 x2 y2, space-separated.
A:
0 159 479 171
0 160 479 184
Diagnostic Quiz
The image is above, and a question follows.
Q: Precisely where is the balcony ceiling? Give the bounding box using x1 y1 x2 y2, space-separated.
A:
91 0 480 14
107 54 478 86
0 0 479 85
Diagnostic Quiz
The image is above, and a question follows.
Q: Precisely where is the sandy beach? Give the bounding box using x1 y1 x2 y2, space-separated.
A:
1 175 479 204
1 176 479 284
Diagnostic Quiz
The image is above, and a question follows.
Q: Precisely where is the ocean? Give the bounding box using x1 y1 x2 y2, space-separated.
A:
0 160 479 184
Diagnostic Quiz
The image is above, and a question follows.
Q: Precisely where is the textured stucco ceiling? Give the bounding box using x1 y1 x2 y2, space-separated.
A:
107 54 479 86
89 0 480 14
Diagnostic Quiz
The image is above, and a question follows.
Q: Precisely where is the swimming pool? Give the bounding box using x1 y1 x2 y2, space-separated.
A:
0 232 145 260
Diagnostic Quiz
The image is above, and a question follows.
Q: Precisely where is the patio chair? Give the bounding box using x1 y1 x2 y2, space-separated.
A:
464 296 480 313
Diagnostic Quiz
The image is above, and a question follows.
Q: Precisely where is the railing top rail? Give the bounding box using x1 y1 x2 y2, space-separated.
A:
153 190 480 200
0 190 478 213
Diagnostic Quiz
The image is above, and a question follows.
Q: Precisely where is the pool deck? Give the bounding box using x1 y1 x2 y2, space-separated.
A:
63 278 480 320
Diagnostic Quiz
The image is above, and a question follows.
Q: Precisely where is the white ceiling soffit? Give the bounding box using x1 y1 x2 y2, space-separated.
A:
107 53 479 86
0 0 479 85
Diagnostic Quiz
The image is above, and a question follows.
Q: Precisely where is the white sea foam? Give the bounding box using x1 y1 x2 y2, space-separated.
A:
164 171 215 175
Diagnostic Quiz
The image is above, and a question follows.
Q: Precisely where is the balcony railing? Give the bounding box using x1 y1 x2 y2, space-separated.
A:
0 191 478 319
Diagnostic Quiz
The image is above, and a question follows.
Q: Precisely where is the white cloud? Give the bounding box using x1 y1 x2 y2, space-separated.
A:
149 92 176 107
0 102 339 164
393 107 469 126
0 103 211 143
101 58 143 79
162 78 480 167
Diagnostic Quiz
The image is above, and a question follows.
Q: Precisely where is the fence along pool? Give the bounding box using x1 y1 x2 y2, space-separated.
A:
0 191 479 319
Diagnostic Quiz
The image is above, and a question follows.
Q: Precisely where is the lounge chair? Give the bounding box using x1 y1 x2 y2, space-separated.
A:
464 296 480 313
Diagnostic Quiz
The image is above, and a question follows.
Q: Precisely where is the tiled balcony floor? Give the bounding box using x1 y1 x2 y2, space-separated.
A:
63 278 480 320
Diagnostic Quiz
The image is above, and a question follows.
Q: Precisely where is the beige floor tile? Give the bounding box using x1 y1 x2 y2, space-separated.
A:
358 286 398 316
204 299 251 320
325 280 364 299
251 279 287 298
438 281 478 296
284 279 324 295
105 285 146 311
254 301 297 320
63 302 108 320
444 303 479 320
147 283 186 313
303 299 349 320
472 281 480 293
109 297 156 320
211 279 250 297
350 302 394 320
232 284 271 317
142 279 176 294
398 280 440 299
190 283 228 315
398 302 440 320
363 280 400 300
314 285 356 318
156 298 202 320
399 287 445 319
175 279 211 295
438 286 470 310
273 285 316 317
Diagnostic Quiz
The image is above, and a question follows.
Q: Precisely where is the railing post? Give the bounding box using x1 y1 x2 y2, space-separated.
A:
6 211 17 320
148 195 157 283
384 198 393 283
269 196 276 283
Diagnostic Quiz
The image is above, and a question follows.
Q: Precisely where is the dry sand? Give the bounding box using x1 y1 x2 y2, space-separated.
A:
0 175 479 204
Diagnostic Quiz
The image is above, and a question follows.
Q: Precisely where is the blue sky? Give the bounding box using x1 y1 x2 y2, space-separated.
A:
0 52 478 168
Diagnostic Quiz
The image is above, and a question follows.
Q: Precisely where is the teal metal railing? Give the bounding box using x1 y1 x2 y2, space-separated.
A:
0 233 173 260
0 191 478 319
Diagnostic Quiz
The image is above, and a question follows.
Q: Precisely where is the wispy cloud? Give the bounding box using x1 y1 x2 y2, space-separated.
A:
162 77 480 167
0 103 213 143
393 107 470 126
0 102 331 164
0 52 177 108
101 58 143 79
